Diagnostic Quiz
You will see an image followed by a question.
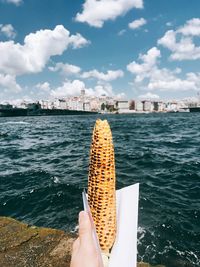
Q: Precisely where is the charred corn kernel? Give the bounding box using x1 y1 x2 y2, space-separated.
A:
88 119 116 253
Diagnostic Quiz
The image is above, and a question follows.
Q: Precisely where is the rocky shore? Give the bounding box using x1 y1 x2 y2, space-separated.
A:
0 217 165 267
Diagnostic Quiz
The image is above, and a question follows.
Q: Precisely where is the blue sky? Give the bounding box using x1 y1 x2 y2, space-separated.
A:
0 0 200 103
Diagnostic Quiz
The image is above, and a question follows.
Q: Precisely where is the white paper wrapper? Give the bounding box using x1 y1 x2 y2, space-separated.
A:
109 183 139 267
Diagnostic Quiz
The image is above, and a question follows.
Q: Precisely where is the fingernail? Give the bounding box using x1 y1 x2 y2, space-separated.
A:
79 211 87 224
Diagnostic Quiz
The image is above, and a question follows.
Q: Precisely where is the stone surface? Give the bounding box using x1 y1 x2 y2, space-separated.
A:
0 216 165 267
0 217 75 267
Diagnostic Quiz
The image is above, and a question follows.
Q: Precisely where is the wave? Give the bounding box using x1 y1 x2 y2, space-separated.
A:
137 225 200 266
0 121 30 125
0 132 9 137
0 113 199 266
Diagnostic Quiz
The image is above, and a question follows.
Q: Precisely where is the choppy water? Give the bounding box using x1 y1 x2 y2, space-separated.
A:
0 113 200 266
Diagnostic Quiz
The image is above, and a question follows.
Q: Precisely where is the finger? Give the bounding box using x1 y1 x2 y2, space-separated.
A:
72 237 80 253
78 211 94 245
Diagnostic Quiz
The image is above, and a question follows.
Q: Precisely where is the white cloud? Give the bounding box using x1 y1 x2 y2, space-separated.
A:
88 83 125 98
50 80 86 98
36 82 50 91
69 33 91 49
118 29 126 36
158 30 176 50
88 82 125 98
166 22 173 27
127 47 200 92
50 79 122 99
158 18 200 60
114 92 126 99
50 65 123 81
3 0 22 5
49 62 81 75
81 69 124 81
92 83 113 96
127 47 160 82
0 24 16 39
0 25 90 76
139 92 160 100
148 72 196 91
128 18 147 30
49 64 123 81
75 0 144 28
178 18 200 36
0 73 21 92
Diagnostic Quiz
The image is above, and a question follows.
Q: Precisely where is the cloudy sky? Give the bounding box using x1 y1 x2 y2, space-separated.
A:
0 0 200 102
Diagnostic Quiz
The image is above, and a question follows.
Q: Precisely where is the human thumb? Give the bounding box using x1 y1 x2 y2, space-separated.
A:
78 211 94 245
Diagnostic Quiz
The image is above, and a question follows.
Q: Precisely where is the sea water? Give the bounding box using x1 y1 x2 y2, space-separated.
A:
0 113 199 266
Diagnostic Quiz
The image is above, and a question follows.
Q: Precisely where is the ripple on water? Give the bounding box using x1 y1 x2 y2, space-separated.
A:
0 113 200 266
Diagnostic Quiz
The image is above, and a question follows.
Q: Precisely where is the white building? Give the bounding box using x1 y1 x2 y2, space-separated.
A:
135 100 143 112
116 100 129 113
153 101 164 112
83 102 91 111
165 101 178 112
143 101 152 112
59 99 68 110
90 98 101 111
68 99 84 111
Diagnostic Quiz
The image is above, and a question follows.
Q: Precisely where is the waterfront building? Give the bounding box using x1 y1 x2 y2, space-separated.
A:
83 102 91 111
52 99 62 109
0 104 13 109
27 102 41 110
67 98 84 111
40 100 51 109
165 101 178 112
129 100 135 110
90 98 101 111
81 89 85 97
3 89 198 114
135 100 143 112
143 101 152 112
153 101 164 112
19 101 30 109
59 99 68 110
116 100 129 113
158 102 164 112
187 101 199 108
153 102 159 111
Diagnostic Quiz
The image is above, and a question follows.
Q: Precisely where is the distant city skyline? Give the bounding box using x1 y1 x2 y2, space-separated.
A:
0 0 200 103
1 90 195 114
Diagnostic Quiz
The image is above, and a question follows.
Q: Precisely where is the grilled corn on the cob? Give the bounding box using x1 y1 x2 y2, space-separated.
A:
88 119 116 254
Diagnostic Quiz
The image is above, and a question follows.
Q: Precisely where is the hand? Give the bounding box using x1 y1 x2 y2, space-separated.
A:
70 211 100 267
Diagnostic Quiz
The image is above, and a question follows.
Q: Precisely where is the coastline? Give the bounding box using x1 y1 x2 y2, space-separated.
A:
0 216 165 267
0 108 98 117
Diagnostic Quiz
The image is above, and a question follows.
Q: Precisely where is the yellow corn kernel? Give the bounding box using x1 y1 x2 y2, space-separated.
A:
88 119 116 253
